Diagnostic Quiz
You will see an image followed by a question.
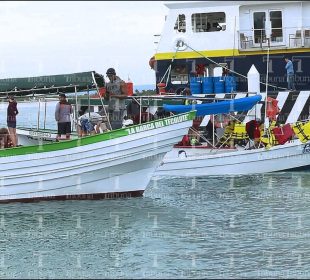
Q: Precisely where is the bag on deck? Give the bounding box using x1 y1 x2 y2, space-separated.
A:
272 124 294 145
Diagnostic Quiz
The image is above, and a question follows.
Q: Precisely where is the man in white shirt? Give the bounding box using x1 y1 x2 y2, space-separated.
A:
78 111 107 137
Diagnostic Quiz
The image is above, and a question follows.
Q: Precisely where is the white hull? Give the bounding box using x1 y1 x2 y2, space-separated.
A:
1 113 194 202
156 140 310 176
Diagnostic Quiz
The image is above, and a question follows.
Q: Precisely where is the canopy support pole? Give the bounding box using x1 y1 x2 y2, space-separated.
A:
74 86 78 132
139 96 142 124
43 98 47 130
91 71 112 130
87 85 90 118
37 98 41 130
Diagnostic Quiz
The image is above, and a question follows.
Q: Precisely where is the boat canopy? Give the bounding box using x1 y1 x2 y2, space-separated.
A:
163 95 262 117
0 71 105 96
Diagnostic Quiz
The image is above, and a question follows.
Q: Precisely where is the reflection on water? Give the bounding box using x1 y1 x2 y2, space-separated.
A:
1 172 310 278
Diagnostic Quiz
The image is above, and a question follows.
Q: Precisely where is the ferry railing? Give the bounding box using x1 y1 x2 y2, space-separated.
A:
238 26 310 50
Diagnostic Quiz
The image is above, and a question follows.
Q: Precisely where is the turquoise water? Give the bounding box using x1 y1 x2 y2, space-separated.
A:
0 100 58 130
1 173 310 278
1 102 310 278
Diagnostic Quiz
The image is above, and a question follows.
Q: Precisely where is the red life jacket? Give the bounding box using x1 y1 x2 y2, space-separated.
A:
195 64 205 75
181 135 190 146
246 120 261 140
266 97 280 121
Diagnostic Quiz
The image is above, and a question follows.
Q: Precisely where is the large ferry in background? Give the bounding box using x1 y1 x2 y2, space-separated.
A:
151 1 310 94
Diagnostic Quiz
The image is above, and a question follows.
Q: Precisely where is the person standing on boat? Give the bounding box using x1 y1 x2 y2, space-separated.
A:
7 95 19 147
105 68 128 129
284 57 296 91
55 93 73 140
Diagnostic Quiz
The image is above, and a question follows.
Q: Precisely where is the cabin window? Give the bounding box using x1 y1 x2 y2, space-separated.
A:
174 14 186 33
252 10 283 45
270 11 283 42
191 12 226 33
253 12 266 44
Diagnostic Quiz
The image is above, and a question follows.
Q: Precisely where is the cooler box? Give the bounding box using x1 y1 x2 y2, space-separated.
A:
190 77 202 94
213 76 225 93
225 76 237 93
126 82 133 96
202 77 214 94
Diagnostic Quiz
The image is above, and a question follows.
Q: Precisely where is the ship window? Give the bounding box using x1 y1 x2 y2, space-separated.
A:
270 11 283 42
174 14 186 33
192 12 226 33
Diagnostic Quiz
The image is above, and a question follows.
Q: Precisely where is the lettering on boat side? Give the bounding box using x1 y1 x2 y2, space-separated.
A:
302 143 310 154
126 114 189 135
29 131 52 138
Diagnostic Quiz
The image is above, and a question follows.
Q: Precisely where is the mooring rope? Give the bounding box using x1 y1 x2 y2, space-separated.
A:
184 42 288 91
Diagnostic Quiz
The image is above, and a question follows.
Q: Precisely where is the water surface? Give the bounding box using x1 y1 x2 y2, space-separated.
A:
1 173 310 278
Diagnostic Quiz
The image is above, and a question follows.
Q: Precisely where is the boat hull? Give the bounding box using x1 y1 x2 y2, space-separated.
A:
156 140 310 176
0 113 195 202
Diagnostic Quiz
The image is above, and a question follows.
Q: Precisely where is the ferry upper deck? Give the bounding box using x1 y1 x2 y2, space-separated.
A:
155 1 310 59
153 1 310 93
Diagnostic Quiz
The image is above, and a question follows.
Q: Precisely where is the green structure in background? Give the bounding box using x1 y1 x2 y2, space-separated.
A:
0 71 105 96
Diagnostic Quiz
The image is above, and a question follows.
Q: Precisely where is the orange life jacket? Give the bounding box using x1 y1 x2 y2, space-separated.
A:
266 97 280 121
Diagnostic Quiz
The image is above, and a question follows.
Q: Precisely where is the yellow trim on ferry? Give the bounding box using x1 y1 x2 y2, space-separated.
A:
155 48 310 60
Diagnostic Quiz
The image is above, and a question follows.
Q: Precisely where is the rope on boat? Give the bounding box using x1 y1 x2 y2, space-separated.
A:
183 42 288 91
159 45 180 86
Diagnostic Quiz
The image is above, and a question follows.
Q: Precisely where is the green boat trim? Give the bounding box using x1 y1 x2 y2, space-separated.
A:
0 111 196 157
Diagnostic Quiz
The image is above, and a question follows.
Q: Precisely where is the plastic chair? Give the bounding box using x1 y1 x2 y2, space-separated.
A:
240 33 253 49
289 30 302 47
304 29 310 47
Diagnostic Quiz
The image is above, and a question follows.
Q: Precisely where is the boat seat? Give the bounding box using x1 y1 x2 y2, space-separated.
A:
240 33 253 49
304 29 310 47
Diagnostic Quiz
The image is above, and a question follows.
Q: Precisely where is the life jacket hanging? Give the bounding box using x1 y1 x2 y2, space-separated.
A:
266 97 280 121
195 64 205 76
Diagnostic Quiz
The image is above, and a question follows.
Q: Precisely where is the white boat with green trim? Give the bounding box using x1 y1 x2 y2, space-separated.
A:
0 71 196 202
0 111 195 203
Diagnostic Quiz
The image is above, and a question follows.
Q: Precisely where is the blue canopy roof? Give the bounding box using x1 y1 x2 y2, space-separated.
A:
163 95 262 117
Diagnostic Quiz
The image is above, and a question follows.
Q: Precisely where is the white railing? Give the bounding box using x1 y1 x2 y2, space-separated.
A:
238 26 310 50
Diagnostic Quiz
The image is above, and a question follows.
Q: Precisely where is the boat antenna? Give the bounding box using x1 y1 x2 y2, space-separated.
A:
263 38 270 134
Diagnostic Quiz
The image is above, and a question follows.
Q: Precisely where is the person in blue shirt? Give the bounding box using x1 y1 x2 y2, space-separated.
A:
284 57 296 91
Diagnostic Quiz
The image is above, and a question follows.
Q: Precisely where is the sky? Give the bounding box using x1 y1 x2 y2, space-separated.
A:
0 1 168 86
